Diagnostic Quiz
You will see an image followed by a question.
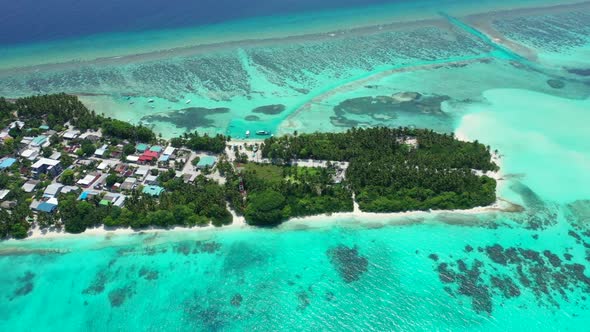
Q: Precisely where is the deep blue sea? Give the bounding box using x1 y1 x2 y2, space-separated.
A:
0 0 400 45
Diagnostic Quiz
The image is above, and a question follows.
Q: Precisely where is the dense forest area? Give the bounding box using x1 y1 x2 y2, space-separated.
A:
222 161 352 226
170 132 227 154
261 127 497 212
58 175 231 233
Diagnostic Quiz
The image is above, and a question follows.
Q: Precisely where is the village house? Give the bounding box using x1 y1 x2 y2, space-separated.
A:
31 158 62 178
120 177 137 191
43 183 64 198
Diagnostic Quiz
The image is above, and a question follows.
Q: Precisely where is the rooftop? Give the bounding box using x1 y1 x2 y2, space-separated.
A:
163 146 175 155
142 185 164 197
31 135 48 146
21 180 39 193
77 174 98 186
135 167 149 176
0 158 17 169
78 190 99 200
32 158 60 169
21 149 38 159
37 201 58 213
0 189 10 200
197 155 217 168
136 143 149 152
63 130 80 139
149 145 163 153
44 183 64 196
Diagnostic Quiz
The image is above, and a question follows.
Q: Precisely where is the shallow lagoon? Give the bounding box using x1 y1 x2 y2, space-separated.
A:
1 1 589 139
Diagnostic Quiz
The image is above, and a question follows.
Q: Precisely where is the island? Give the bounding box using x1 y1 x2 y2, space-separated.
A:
0 94 498 238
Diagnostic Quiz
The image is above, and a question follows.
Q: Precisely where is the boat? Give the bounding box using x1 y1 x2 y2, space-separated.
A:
186 100 191 104
148 99 154 103
245 130 250 138
256 130 270 136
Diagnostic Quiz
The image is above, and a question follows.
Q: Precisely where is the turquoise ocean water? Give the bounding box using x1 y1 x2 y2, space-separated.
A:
2 0 590 330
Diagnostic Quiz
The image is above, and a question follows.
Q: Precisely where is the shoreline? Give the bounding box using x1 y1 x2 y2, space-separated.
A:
4 125 510 243
16 194 517 243
15 154 510 243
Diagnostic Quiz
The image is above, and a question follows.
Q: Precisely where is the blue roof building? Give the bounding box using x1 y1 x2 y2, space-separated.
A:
136 143 149 153
142 185 165 197
31 135 48 147
196 156 217 169
149 145 163 153
0 158 17 170
37 201 58 213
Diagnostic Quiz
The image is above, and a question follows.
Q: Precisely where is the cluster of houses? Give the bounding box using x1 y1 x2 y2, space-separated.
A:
0 120 220 218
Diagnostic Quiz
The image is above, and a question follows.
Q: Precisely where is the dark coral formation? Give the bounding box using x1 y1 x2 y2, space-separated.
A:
297 290 310 310
172 240 222 256
194 241 222 254
325 291 335 302
138 267 159 281
509 181 557 230
141 107 229 131
9 271 35 300
330 94 450 128
567 68 590 77
327 245 369 283
565 200 590 230
83 271 109 295
108 284 136 307
245 115 260 121
547 79 565 89
230 294 243 307
252 104 286 115
433 243 590 315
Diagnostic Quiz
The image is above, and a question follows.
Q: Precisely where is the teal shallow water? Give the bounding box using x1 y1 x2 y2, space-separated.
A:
1 209 589 331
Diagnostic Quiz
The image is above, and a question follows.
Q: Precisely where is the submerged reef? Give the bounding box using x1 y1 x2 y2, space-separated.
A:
108 284 136 307
172 240 222 256
546 79 565 89
327 245 369 283
9 271 36 301
252 104 286 115
330 93 450 128
244 115 260 121
508 181 557 230
141 107 229 130
431 243 590 315
492 11 590 54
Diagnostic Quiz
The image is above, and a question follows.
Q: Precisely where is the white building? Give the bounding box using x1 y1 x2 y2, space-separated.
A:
43 183 64 198
63 130 80 140
77 174 98 187
22 180 39 193
94 144 108 157
135 166 149 179
21 149 39 161
0 189 10 200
